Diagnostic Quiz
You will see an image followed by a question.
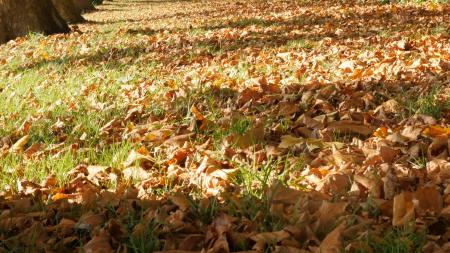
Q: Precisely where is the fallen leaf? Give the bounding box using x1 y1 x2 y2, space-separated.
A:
319 222 346 253
393 191 415 226
414 186 442 216
250 230 290 251
323 121 373 137
82 229 113 253
169 194 191 211
423 125 450 137
10 135 29 153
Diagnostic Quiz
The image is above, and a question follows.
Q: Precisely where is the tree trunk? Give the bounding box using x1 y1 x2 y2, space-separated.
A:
52 0 85 24
0 0 69 44
0 17 7 44
72 0 96 13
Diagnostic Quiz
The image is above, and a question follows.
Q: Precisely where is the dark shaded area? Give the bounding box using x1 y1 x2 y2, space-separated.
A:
0 0 69 44
128 0 194 3
13 0 447 72
52 0 85 24
0 182 297 252
92 7 128 12
11 44 160 73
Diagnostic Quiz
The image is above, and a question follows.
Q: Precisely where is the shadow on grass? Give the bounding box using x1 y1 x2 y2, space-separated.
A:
6 0 448 72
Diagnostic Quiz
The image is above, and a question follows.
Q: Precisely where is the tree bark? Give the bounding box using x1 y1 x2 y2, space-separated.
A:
52 0 85 24
0 0 69 44
0 17 7 44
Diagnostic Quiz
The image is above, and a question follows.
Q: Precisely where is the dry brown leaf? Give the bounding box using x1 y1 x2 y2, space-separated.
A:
77 211 105 231
339 60 355 73
3 222 47 250
123 150 155 169
414 186 442 216
427 135 449 159
145 129 173 142
178 234 204 251
319 222 346 253
379 146 401 163
373 127 388 138
237 88 263 106
392 191 415 226
354 175 382 198
268 183 305 205
123 166 150 181
279 135 344 151
320 173 351 195
82 229 113 253
441 205 450 219
324 121 373 137
423 126 450 137
427 159 450 184
250 230 290 251
23 142 44 157
273 246 309 253
50 218 76 237
169 194 191 211
10 135 29 153
276 101 299 117
314 201 347 233
401 126 422 141
51 192 71 201
231 121 265 148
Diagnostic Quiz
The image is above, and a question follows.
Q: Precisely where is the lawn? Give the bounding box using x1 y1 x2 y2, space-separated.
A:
0 0 449 252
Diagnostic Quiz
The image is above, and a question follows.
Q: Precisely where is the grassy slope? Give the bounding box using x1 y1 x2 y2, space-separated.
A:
0 0 449 252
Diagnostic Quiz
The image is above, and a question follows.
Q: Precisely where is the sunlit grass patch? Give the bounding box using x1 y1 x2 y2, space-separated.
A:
406 86 450 119
285 39 315 50
359 225 426 253
0 0 449 251
0 151 77 192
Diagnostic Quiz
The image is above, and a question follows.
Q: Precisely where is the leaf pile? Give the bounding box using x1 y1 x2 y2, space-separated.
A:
0 0 450 252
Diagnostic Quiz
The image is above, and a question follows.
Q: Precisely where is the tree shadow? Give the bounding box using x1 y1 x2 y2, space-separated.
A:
9 0 447 73
118 1 446 56
128 0 194 3
0 178 301 252
10 43 159 73
6 0 449 72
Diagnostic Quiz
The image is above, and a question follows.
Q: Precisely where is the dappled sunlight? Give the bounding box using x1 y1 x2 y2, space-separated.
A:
0 0 449 252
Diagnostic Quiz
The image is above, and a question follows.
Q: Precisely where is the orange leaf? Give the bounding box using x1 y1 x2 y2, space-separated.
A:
191 105 205 121
51 192 70 201
423 125 450 137
373 127 388 138
393 191 415 226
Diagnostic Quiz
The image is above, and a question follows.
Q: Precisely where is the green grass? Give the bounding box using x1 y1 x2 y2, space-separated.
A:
189 196 220 225
0 23 172 192
126 221 161 253
356 225 426 253
0 0 449 251
431 24 449 35
0 141 133 192
409 155 427 169
229 156 306 232
406 86 450 119
285 39 315 50
229 118 252 135
0 151 76 192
